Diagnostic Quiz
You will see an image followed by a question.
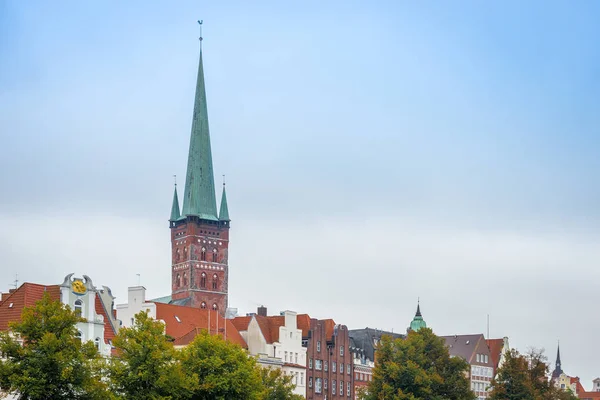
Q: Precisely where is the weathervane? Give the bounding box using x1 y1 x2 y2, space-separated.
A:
173 174 177 187
198 20 203 43
222 174 226 187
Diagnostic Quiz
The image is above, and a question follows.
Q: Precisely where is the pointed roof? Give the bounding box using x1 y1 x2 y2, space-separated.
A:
219 184 230 221
552 343 563 379
170 184 181 221
409 301 427 332
181 43 218 221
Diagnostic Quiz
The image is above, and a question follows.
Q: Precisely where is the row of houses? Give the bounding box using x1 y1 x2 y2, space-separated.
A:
1 274 598 399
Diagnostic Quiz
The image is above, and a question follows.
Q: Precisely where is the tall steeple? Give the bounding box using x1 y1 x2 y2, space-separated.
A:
170 181 181 222
408 299 427 333
551 342 563 379
219 182 230 221
181 21 218 221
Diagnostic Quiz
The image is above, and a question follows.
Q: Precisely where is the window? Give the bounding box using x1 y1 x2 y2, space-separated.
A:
201 248 206 261
182 272 187 286
212 274 218 290
94 337 100 350
300 372 304 385
295 353 298 364
347 364 350 374
476 354 480 362
340 363 344 374
340 345 344 356
332 361 336 372
212 249 218 262
324 361 328 371
340 380 344 393
201 302 206 309
315 377 322 393
347 381 351 396
212 304 217 310
356 372 359 380
332 380 336 395
285 351 288 362
309 377 313 388
315 359 322 370
324 378 328 390
309 358 313 369
200 273 206 288
76 331 82 342
74 299 83 316
484 354 488 363
317 341 321 352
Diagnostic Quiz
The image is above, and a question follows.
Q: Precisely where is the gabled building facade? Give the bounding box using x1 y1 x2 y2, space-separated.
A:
485 337 510 378
168 29 231 314
0 274 118 357
232 307 309 397
442 334 494 400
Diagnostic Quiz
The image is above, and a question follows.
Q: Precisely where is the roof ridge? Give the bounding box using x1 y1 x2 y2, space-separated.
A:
95 292 117 336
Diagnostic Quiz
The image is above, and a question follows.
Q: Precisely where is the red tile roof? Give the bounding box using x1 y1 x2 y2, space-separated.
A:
153 302 246 348
0 283 60 331
486 338 504 372
232 314 312 344
94 293 116 344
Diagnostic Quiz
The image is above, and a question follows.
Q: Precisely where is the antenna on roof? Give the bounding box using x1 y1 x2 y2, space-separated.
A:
487 314 490 339
13 273 18 289
136 274 141 286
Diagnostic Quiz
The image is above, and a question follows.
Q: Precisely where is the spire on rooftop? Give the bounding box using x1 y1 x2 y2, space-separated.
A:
181 22 219 221
551 342 563 379
219 179 230 221
170 179 181 222
408 299 427 333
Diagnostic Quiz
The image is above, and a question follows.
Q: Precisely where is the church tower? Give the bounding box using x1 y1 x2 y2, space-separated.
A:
169 26 230 314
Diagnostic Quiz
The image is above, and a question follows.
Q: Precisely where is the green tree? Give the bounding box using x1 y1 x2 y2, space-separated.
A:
489 348 578 400
108 311 193 400
364 328 475 400
259 367 304 400
0 292 110 400
180 330 263 400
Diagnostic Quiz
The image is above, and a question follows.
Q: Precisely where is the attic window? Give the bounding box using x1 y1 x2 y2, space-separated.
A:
175 316 181 323
465 340 470 345
8 303 13 308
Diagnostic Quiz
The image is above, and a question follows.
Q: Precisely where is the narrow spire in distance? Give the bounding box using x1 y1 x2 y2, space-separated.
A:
170 176 181 221
219 176 230 221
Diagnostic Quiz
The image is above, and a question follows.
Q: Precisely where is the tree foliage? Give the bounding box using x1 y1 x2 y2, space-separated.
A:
108 311 193 400
364 328 475 400
259 367 304 400
180 330 263 400
489 348 578 400
0 292 110 400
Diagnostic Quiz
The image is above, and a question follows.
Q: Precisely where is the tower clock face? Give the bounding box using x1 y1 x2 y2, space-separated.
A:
71 280 87 295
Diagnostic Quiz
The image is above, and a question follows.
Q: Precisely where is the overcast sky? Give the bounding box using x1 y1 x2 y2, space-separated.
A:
1 0 599 388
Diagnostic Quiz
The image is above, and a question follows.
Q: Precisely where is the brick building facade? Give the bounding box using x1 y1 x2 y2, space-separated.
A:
305 319 354 399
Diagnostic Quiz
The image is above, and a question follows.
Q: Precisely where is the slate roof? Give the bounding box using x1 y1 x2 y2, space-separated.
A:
348 328 405 362
441 334 486 363
153 302 246 348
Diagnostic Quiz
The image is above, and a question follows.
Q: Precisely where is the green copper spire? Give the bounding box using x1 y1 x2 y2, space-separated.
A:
219 183 230 221
409 300 427 332
181 24 218 221
170 182 181 221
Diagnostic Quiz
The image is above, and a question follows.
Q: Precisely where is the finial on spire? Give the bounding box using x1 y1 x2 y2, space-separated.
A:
222 174 226 187
173 174 177 187
198 20 203 43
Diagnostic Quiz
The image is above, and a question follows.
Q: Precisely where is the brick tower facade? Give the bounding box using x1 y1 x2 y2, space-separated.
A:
168 29 230 314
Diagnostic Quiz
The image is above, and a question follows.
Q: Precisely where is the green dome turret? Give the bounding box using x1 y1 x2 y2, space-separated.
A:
408 300 427 333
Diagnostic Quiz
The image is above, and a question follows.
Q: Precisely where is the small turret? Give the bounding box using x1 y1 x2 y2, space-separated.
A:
219 182 230 222
169 182 181 222
408 299 427 333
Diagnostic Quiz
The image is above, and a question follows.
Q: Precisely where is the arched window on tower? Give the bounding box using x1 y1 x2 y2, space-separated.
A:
212 274 218 290
212 304 218 311
201 247 206 261
182 272 187 286
176 273 181 287
74 299 83 317
212 248 218 262
201 302 206 309
200 273 206 288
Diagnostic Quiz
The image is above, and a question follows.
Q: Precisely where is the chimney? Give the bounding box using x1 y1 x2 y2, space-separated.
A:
257 305 267 317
